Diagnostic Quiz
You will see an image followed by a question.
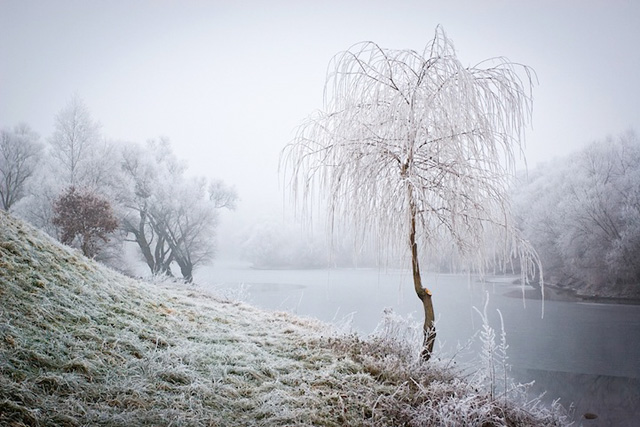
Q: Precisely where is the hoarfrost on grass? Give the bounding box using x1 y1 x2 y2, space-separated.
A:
0 210 569 426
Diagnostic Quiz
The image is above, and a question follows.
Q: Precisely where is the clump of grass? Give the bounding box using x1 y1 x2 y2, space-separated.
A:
0 210 569 426
329 308 571 426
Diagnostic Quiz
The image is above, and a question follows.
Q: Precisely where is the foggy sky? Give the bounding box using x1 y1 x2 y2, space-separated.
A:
1 0 639 245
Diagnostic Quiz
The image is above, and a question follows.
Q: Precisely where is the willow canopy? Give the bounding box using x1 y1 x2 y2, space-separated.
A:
282 26 541 360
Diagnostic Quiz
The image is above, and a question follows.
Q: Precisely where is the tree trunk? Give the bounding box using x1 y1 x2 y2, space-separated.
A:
178 260 193 283
124 211 156 274
410 202 436 361
81 234 92 258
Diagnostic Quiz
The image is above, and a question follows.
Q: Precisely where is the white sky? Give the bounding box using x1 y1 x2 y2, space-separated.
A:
2 0 639 245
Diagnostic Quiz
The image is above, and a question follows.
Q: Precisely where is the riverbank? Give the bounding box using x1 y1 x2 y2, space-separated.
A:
502 281 640 305
0 211 568 426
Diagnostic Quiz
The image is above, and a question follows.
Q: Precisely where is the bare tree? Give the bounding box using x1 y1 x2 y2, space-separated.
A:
283 26 540 360
13 100 121 241
0 124 43 210
151 177 227 282
49 95 101 186
119 141 175 275
119 140 237 281
208 179 238 210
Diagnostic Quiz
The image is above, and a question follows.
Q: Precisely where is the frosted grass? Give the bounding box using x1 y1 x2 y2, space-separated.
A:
0 210 568 426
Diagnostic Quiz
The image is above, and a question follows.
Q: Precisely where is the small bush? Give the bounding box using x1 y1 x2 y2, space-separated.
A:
52 186 118 258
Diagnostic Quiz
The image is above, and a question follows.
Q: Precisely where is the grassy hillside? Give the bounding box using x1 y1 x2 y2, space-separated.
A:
0 210 567 426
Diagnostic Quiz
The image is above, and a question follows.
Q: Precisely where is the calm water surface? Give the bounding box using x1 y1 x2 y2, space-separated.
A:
196 263 640 426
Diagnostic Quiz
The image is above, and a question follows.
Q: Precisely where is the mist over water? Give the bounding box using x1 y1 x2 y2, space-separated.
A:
197 263 640 426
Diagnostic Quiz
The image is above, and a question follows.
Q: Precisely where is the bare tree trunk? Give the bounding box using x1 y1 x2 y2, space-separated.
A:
410 202 436 361
153 234 174 276
177 259 193 283
126 212 156 274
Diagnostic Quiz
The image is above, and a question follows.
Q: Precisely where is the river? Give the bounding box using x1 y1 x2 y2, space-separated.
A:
195 263 640 426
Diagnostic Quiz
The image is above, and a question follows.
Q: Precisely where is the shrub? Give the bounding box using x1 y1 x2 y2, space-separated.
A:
52 186 118 258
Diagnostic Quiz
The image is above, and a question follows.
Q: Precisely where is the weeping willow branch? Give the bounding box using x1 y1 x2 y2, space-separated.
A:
282 25 542 360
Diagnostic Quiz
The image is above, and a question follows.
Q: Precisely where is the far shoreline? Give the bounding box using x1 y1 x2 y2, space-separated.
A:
500 281 640 306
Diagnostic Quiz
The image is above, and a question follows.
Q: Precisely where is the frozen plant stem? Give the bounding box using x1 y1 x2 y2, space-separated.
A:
497 309 509 404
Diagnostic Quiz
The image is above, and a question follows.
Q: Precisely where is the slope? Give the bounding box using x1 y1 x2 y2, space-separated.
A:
0 210 566 426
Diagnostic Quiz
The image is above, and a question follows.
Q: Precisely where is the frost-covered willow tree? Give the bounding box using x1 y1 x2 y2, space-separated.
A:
283 27 540 360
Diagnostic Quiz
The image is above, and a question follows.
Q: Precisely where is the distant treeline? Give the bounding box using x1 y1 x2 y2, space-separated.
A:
513 130 640 298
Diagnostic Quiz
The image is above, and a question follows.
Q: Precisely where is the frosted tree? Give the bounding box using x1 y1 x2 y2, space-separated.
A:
150 175 234 282
514 130 640 295
0 124 43 211
119 142 166 274
283 26 539 360
15 99 122 240
49 95 101 186
119 139 237 281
